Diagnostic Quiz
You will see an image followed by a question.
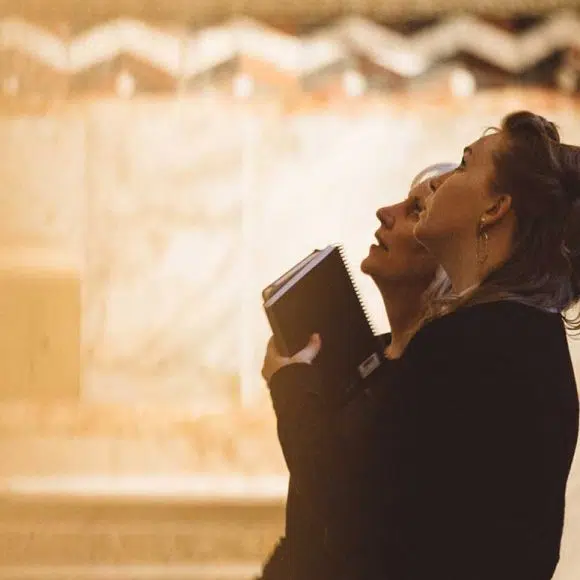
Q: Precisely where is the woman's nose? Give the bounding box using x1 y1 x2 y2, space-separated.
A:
376 207 395 229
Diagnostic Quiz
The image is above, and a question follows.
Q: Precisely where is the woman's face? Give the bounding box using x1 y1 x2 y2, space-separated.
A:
414 133 502 252
361 174 449 285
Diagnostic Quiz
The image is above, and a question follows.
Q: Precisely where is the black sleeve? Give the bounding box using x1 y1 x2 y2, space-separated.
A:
268 363 388 522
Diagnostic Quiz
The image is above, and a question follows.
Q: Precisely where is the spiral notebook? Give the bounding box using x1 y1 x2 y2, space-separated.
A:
263 245 383 402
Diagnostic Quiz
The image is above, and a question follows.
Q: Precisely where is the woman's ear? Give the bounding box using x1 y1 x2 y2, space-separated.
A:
483 194 512 226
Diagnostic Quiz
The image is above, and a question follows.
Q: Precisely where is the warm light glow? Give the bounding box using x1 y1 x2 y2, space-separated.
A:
449 67 476 97
115 70 136 98
342 69 367 97
556 65 578 94
233 72 254 98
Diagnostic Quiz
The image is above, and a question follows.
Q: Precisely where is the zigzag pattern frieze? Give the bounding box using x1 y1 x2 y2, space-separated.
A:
0 12 579 79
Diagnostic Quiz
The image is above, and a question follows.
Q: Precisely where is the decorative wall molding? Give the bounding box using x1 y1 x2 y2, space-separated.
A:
338 11 580 76
0 11 579 92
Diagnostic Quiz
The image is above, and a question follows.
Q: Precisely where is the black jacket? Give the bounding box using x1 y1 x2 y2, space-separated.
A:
264 302 579 579
258 334 392 580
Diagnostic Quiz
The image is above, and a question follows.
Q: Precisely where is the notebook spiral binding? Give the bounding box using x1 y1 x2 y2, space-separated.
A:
337 244 378 336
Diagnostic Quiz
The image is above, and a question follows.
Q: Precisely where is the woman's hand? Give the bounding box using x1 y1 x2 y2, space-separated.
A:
261 333 322 383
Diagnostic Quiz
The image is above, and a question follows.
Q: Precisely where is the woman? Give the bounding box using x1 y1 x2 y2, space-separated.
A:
398 111 580 578
263 112 579 579
258 163 454 579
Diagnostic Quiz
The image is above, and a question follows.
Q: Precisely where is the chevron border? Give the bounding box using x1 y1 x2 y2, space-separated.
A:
0 11 579 86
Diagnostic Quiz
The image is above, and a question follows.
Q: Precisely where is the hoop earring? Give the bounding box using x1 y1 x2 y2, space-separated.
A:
477 217 489 265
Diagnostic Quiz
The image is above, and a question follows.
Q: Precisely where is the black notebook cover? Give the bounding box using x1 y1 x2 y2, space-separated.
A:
263 245 383 401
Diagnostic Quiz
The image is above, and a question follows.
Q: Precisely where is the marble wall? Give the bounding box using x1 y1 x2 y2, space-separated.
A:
81 92 580 411
0 88 580 577
2 89 580 408
1 88 580 467
81 98 251 410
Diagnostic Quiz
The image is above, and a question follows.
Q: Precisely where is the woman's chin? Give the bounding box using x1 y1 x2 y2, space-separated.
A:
361 251 387 278
360 254 374 275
